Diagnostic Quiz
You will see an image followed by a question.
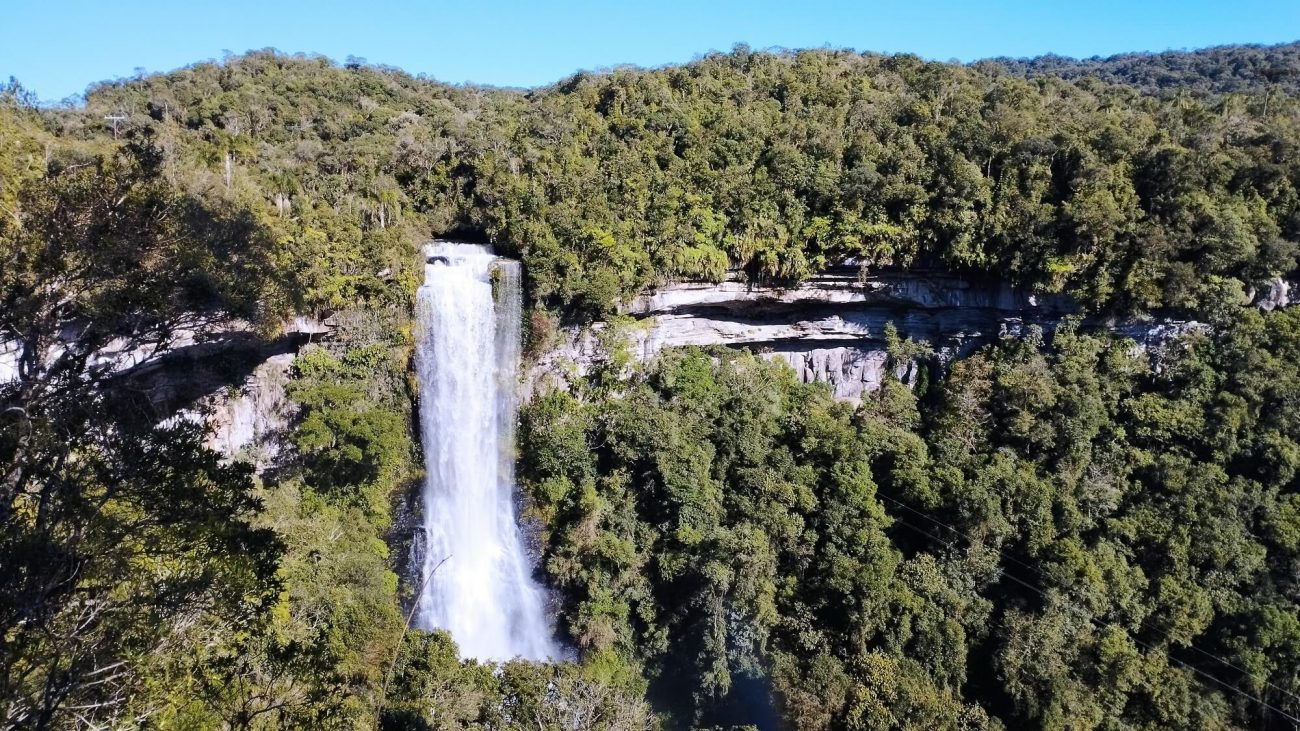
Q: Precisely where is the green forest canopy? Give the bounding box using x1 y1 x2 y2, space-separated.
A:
10 40 1298 318
1 41 1299 730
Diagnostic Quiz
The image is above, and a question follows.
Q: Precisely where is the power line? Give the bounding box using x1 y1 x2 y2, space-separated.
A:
375 553 450 730
876 491 1300 726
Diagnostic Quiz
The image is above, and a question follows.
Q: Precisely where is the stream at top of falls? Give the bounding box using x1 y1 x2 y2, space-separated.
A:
414 242 558 662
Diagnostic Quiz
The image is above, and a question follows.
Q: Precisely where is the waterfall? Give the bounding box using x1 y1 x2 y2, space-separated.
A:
414 242 557 661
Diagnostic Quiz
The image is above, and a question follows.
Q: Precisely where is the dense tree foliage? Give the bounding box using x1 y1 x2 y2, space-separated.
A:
990 42 1300 97
520 309 1300 729
60 43 1299 318
0 91 643 729
2 41 1299 728
0 97 283 727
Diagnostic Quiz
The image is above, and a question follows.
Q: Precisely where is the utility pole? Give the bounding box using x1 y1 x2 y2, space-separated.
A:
104 114 127 139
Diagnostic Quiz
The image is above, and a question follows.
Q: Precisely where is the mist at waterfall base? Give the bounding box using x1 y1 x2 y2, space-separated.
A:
413 243 558 662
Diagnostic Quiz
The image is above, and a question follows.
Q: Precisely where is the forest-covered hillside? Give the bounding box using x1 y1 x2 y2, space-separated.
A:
1 42 1299 730
989 42 1300 96
16 40 1298 318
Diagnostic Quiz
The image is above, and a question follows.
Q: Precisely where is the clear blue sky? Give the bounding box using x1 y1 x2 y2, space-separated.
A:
3 0 1299 103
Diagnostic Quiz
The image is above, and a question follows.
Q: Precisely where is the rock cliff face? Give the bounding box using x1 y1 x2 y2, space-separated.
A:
1256 277 1294 311
144 319 329 465
1 316 330 468
140 320 333 467
197 352 297 467
7 270 1292 461
528 271 1293 402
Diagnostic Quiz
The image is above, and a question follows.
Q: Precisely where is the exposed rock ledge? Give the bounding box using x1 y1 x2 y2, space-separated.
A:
140 317 333 466
528 271 1296 402
1 316 333 466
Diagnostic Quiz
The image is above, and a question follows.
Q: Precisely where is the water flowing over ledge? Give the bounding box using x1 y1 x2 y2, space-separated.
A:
413 242 557 662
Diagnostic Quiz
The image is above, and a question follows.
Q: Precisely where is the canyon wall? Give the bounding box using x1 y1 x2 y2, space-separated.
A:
5 270 1292 464
0 316 330 468
529 271 1292 402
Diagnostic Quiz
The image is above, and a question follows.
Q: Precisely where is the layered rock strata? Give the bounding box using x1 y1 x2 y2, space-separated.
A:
529 271 1292 402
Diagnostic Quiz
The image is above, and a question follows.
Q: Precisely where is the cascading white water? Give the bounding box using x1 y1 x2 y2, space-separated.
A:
414 242 557 661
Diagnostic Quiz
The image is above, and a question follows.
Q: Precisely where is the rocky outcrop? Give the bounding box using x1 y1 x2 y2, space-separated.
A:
528 272 1295 402
197 352 297 467
1255 278 1296 311
2 316 330 466
131 320 332 466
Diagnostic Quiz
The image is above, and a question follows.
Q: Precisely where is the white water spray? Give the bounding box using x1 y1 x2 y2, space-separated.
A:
414 242 557 661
